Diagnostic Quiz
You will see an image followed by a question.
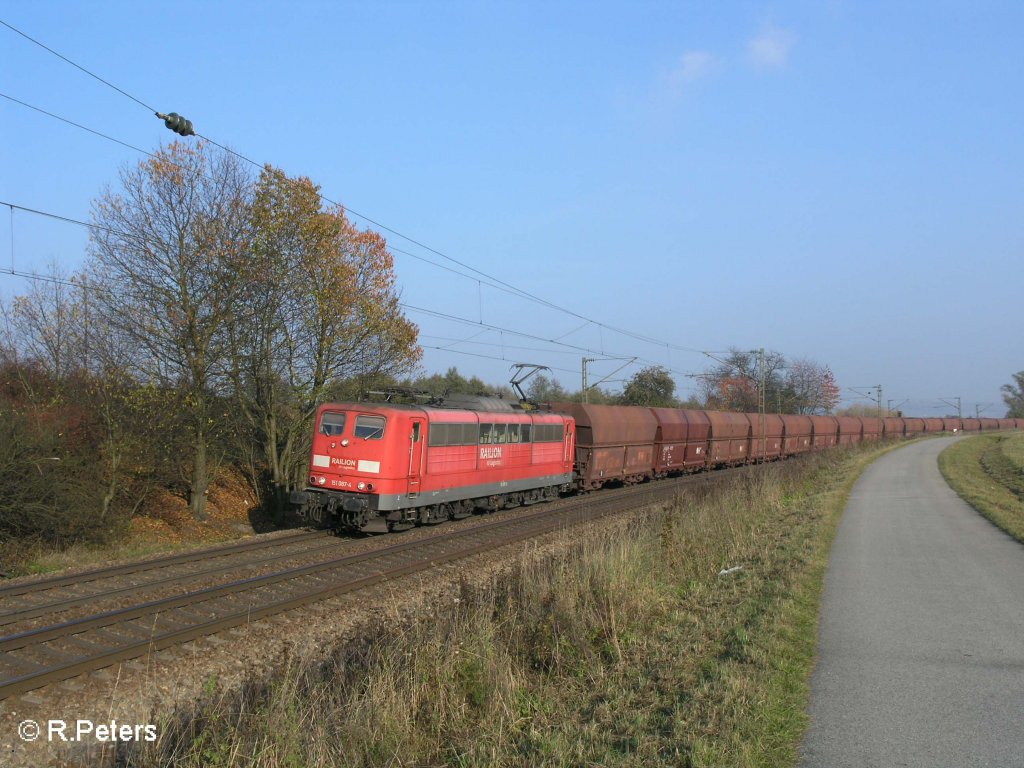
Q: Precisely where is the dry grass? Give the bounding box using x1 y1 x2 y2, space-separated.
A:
121 442 899 768
939 432 1024 543
1 472 262 578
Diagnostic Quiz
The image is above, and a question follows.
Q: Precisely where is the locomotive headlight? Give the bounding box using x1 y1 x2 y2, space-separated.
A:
357 481 366 490
341 439 349 447
317 476 326 485
309 476 316 485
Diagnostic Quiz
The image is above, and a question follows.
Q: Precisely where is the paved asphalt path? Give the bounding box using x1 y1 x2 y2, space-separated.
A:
800 437 1024 768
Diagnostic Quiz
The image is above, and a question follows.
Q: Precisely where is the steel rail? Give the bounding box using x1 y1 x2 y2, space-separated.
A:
0 537 351 628
0 530 330 598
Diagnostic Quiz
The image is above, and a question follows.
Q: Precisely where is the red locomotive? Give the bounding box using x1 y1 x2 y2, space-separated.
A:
290 395 574 532
292 394 1024 532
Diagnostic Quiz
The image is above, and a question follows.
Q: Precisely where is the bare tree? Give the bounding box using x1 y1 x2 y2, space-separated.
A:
783 358 840 414
698 349 838 414
88 141 253 519
4 264 84 388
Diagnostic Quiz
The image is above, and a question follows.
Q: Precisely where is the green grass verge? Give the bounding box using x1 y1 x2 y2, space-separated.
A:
125 441 903 768
938 432 1024 544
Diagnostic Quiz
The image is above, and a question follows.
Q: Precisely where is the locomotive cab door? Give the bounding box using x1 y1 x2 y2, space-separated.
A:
408 418 425 497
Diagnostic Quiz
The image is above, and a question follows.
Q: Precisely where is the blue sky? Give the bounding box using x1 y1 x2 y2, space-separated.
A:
1 1 1021 416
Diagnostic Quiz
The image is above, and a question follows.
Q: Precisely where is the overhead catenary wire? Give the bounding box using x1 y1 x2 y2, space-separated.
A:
0 92 562 308
1 200 697 390
0 93 700 372
0 20 156 113
401 303 693 379
0 17 708 358
0 92 158 158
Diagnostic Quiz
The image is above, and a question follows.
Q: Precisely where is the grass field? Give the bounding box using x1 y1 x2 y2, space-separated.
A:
126 441 902 768
939 431 1024 544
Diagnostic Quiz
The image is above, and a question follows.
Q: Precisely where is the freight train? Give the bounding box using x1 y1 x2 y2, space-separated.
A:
289 395 1023 532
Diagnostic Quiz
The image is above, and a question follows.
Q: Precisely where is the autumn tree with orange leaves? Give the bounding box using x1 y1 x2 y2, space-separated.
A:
226 166 420 512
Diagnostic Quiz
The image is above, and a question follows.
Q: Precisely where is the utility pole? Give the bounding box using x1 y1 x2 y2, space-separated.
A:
888 398 908 416
939 397 962 419
750 348 766 460
760 348 767 460
581 356 636 404
850 384 883 418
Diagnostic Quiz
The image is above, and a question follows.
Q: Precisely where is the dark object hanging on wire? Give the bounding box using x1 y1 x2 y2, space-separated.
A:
156 111 195 136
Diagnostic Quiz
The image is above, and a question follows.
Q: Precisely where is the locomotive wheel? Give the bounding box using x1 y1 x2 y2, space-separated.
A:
423 505 447 525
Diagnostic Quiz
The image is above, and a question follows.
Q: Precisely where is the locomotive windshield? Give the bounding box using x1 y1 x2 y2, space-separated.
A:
319 412 346 436
354 415 386 440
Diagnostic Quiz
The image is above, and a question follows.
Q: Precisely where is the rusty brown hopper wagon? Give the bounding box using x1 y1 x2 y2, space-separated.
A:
744 413 784 460
650 407 711 474
835 416 863 446
882 417 905 438
903 418 925 436
810 416 838 449
860 417 883 441
706 411 751 465
553 402 656 490
780 414 813 454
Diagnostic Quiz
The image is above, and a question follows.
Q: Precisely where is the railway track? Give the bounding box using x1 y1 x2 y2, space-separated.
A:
0 529 330 599
0 465 752 701
0 530 346 632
